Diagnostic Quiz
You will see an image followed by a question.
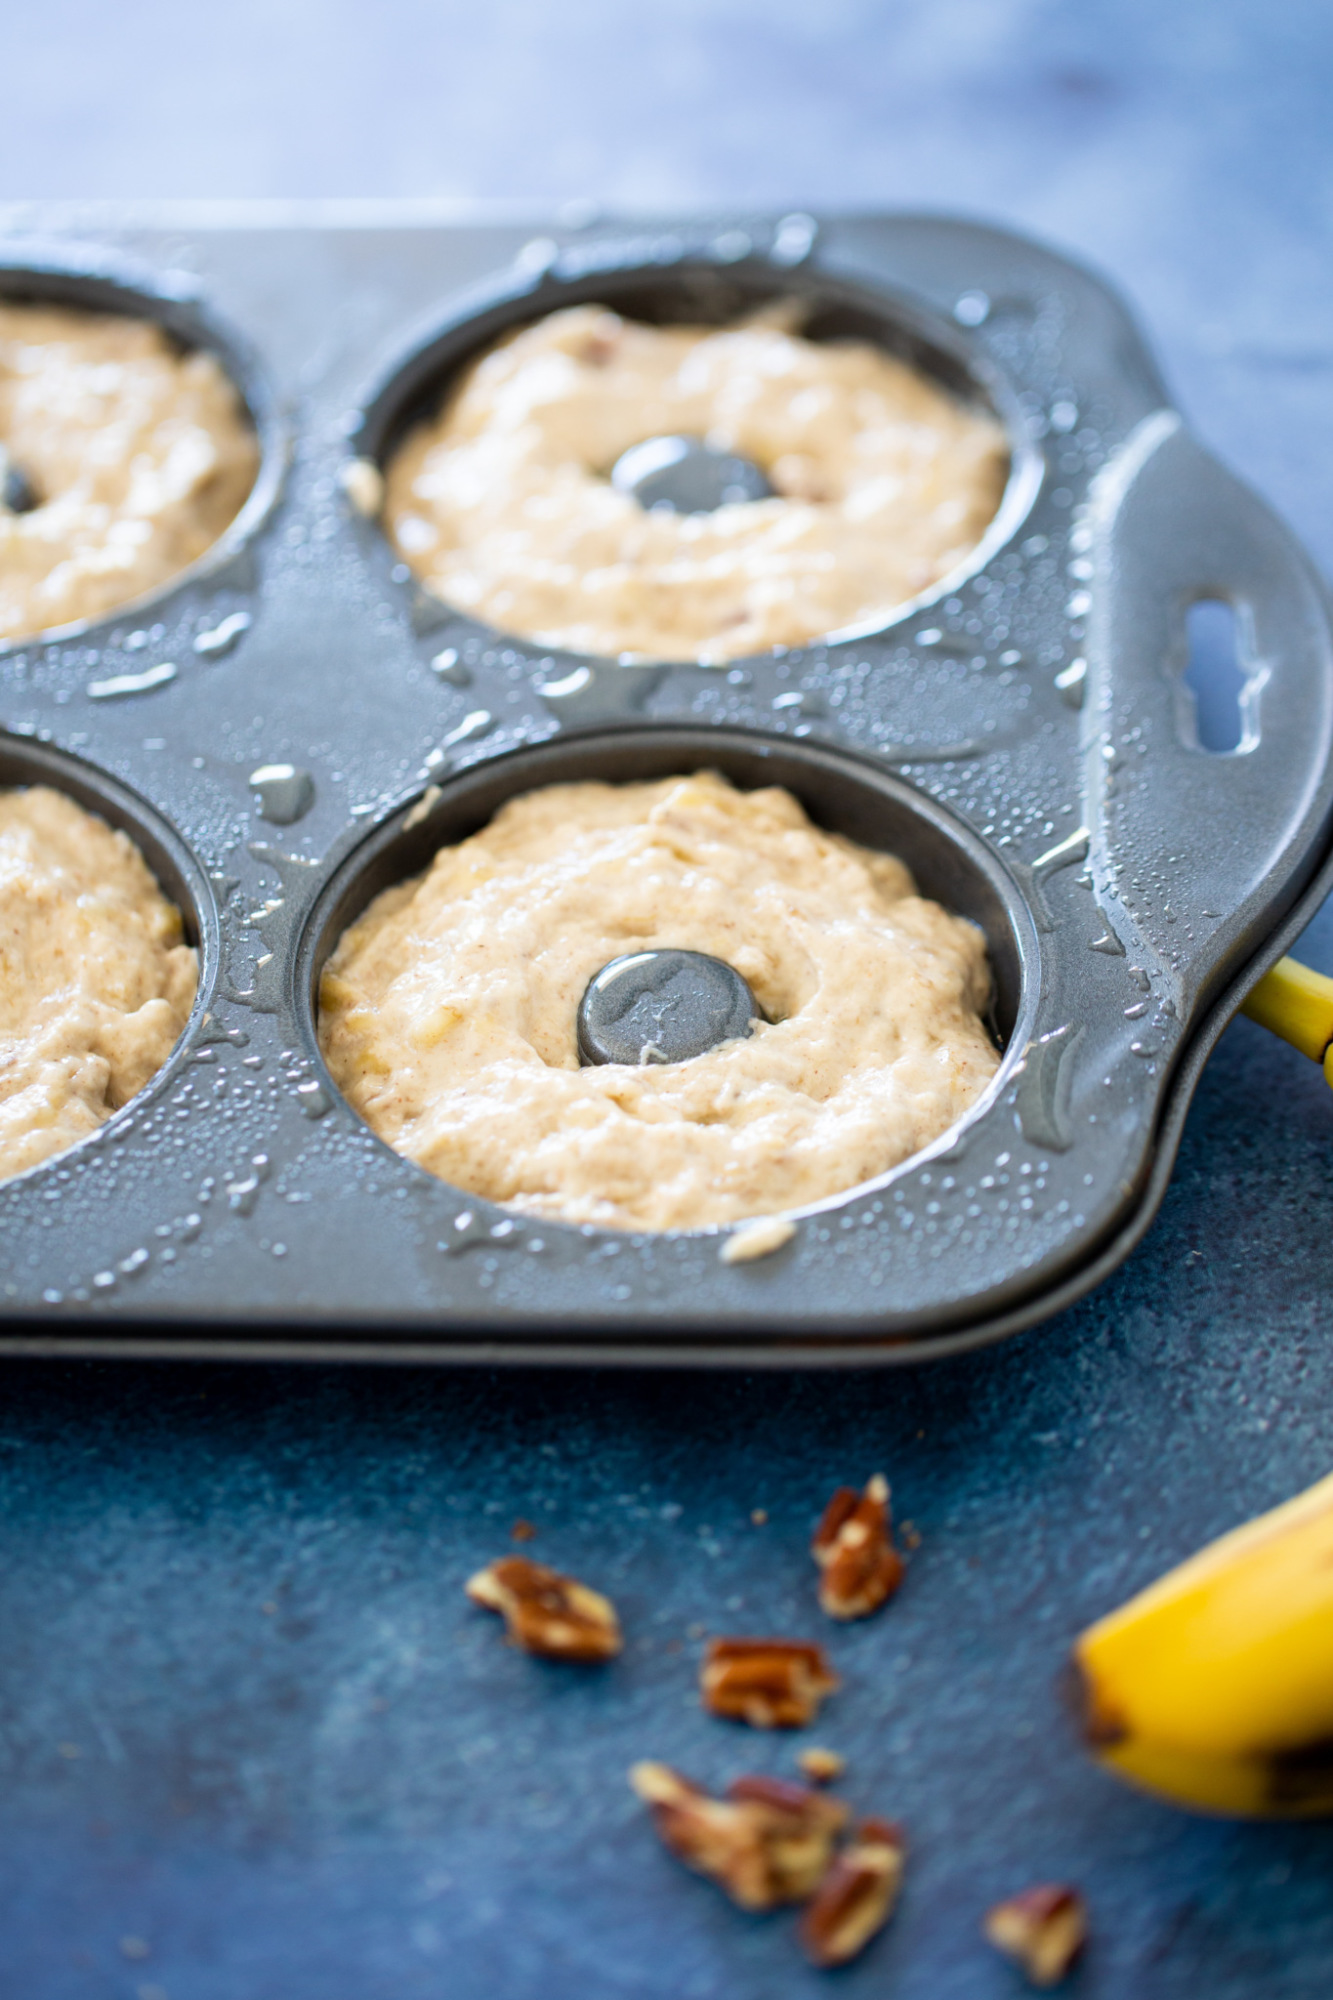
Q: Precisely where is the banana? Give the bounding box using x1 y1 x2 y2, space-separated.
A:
1069 1469 1333 1817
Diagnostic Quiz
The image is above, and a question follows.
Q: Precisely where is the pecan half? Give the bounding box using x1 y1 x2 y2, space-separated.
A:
983 1884 1088 1987
465 1556 621 1662
799 1817 907 1967
629 1762 847 1910
812 1474 905 1620
701 1637 840 1728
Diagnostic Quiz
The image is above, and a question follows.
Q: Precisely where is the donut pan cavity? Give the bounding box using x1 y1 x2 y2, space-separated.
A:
0 240 286 648
0 207 1330 1366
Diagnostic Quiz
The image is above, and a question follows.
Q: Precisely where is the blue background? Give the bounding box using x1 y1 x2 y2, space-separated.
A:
3 3 1333 1994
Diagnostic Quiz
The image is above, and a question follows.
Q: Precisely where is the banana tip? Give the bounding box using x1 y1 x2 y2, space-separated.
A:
1060 1653 1126 1750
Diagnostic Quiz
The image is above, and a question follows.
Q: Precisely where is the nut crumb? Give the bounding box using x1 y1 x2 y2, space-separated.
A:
510 1518 537 1543
341 456 385 518
984 1884 1088 1987
812 1474 905 1620
630 1761 847 1910
403 784 442 832
796 1746 846 1784
701 1636 839 1728
720 1216 796 1264
465 1555 621 1662
799 1818 907 1966
574 313 625 368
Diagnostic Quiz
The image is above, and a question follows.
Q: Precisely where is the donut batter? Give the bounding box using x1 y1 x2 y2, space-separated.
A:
0 786 198 1181
319 771 999 1231
383 303 1009 664
0 302 259 643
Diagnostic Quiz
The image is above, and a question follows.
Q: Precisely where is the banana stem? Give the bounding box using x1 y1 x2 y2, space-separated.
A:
1242 956 1333 1083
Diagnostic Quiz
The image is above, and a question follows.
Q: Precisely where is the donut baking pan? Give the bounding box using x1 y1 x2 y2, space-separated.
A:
1 208 1331 1366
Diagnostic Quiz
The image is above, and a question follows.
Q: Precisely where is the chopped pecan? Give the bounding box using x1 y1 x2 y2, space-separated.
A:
796 1745 846 1785
812 1474 905 1620
629 1762 847 1910
799 1817 907 1967
701 1637 840 1728
983 1884 1088 1987
574 311 624 366
465 1555 621 1662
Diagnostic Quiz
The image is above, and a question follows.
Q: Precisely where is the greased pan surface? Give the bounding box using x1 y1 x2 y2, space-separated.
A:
0 208 1330 1364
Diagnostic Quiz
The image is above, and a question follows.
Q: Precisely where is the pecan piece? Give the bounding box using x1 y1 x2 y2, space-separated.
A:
812 1474 904 1620
983 1884 1088 1987
796 1745 846 1785
799 1817 907 1967
465 1555 621 1662
629 1762 847 1911
701 1637 840 1728
574 311 624 366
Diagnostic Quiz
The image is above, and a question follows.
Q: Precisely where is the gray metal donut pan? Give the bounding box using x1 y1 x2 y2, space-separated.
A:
1 205 1331 1368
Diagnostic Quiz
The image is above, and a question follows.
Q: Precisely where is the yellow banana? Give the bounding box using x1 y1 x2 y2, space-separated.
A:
1242 954 1333 1082
1070 1470 1333 1817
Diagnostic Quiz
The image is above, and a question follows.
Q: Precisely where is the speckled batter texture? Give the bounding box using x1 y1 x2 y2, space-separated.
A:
318 772 999 1230
383 303 1009 664
0 303 259 642
0 786 198 1181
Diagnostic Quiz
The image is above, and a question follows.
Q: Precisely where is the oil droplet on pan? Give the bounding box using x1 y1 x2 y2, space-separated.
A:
430 647 472 686
249 764 315 825
88 661 177 700
195 611 251 660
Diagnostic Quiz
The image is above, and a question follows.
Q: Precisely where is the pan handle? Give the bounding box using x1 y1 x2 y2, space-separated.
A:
1084 410 1333 1014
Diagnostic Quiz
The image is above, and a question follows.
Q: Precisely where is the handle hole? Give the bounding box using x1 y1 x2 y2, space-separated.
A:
1183 598 1254 753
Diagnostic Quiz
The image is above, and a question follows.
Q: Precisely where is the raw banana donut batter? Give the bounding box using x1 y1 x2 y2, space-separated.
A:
0 787 198 1182
0 302 259 643
383 303 1009 664
319 771 999 1231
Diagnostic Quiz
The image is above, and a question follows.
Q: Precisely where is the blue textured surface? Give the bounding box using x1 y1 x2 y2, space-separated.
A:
3 1 1333 1994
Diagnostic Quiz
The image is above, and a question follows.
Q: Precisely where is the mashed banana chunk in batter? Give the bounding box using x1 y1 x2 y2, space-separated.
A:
319 771 1000 1231
0 302 259 643
383 303 1009 664
0 787 198 1182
